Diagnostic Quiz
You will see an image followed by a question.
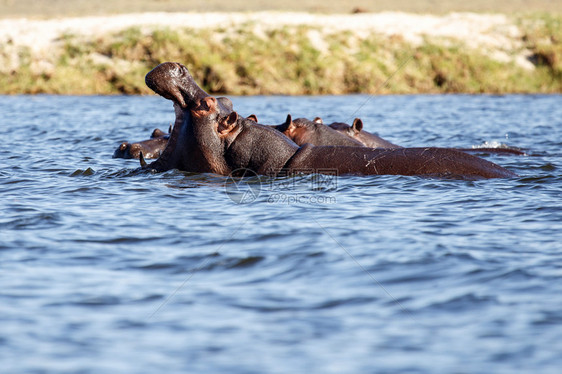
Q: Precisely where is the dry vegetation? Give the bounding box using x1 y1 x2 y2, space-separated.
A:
1 0 562 17
0 7 560 95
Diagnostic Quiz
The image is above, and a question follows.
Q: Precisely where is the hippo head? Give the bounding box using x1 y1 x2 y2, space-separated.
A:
275 116 363 147
189 96 301 176
191 97 241 145
146 62 234 109
177 96 244 174
113 134 169 159
328 118 363 137
328 118 400 149
145 62 204 108
113 141 133 159
113 140 153 160
143 62 236 172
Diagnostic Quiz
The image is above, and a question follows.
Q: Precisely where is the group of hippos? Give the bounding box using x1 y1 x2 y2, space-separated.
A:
113 62 522 179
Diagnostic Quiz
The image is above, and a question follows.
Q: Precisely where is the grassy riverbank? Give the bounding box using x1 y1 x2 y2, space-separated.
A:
0 12 560 95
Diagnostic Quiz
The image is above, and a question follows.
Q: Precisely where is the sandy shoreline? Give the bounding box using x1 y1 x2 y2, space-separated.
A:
0 12 528 66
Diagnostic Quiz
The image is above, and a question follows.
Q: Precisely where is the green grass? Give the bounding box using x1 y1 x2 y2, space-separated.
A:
1 13 561 95
518 13 562 91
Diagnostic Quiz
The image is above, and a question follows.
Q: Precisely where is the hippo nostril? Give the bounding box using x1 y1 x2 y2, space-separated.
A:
203 96 217 108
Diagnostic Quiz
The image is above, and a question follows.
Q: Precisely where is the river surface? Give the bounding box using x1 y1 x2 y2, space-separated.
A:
1 94 561 373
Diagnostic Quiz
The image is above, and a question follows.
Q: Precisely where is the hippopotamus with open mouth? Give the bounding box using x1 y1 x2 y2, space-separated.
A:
142 62 518 179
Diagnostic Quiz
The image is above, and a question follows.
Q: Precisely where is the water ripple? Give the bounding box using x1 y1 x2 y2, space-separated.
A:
1 94 561 373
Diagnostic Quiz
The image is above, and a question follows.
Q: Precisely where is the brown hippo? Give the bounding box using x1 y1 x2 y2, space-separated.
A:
142 62 244 173
318 117 525 155
188 96 518 179
142 62 517 179
113 96 238 160
275 115 364 147
113 128 170 159
325 118 401 148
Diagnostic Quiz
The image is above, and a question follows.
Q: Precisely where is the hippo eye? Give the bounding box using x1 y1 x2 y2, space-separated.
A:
120 143 127 150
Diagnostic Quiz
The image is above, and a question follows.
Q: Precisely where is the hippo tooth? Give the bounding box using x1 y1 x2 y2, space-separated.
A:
139 152 147 167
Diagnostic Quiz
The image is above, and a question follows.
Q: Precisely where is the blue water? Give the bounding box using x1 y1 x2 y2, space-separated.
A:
1 94 561 373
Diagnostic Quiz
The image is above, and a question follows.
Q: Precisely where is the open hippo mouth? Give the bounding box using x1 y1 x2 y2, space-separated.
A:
145 62 192 108
140 62 237 172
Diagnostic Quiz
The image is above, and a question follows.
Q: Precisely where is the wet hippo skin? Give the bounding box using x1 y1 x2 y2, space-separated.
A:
189 96 518 179
113 128 170 159
321 117 524 155
275 115 364 147
326 118 401 148
142 62 518 179
143 62 242 173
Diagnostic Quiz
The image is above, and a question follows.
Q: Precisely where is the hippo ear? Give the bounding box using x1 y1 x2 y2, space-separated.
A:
151 128 165 138
277 114 293 133
219 112 239 135
139 152 147 167
168 124 172 134
352 118 363 134
247 114 258 122
313 117 323 124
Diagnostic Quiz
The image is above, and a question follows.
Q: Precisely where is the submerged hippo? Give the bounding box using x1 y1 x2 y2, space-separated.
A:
325 118 401 148
305 117 525 155
142 62 518 179
113 127 170 159
275 115 364 147
112 96 238 160
189 96 518 178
